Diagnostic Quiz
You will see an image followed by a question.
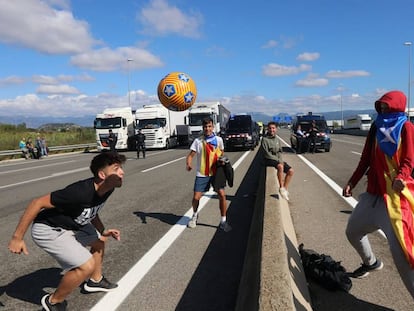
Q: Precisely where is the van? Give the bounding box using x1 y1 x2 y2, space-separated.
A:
224 114 259 151
290 112 332 153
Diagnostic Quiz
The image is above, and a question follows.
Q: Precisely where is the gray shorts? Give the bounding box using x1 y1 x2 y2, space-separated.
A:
31 223 100 272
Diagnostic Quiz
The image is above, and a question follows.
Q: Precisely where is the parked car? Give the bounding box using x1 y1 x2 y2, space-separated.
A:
290 113 331 153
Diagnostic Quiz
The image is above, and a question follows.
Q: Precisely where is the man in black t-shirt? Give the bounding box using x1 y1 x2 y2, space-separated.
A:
8 152 126 311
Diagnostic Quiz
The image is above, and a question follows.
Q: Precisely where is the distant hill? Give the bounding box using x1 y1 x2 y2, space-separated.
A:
0 109 377 129
0 115 95 129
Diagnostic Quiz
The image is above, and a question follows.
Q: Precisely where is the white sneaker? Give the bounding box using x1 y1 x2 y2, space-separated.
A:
219 221 232 232
188 214 198 228
280 187 290 201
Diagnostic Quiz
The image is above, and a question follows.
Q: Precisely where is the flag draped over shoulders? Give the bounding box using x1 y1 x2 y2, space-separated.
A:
200 134 222 176
377 118 414 268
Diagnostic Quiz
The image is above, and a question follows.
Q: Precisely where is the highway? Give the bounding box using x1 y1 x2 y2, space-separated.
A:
1 130 414 310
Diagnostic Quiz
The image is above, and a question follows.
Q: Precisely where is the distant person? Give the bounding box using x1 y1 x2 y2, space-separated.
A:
26 138 38 159
307 120 319 153
186 117 232 232
343 90 414 299
35 135 43 159
108 129 117 152
295 124 308 153
19 138 29 160
261 121 293 201
134 130 146 159
296 124 306 137
41 136 48 156
8 152 126 311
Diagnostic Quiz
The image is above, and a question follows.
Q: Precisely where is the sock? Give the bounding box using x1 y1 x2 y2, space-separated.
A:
221 216 226 223
193 211 198 218
91 276 103 283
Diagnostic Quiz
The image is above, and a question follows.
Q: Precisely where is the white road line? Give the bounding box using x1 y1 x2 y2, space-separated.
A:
0 160 76 175
141 157 186 173
90 150 251 311
0 167 88 190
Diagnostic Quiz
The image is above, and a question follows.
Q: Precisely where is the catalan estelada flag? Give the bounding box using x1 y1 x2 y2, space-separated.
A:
199 138 222 176
377 115 414 268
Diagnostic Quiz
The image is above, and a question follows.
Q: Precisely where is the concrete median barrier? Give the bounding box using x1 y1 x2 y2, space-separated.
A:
236 166 312 311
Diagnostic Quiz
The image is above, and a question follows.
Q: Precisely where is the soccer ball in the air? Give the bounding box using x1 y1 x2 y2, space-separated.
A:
157 72 197 111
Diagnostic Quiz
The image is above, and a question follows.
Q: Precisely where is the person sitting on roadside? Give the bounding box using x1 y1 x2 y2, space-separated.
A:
19 138 29 160
261 121 294 201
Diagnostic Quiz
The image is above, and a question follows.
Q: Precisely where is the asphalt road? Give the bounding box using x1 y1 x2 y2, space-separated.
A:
277 128 414 311
1 130 414 311
0 147 259 311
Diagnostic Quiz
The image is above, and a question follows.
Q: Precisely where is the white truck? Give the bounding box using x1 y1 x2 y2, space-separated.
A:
187 101 231 143
94 107 136 151
343 114 372 131
135 104 189 149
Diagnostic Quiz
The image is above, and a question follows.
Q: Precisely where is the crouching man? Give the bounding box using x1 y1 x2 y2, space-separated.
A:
8 152 126 311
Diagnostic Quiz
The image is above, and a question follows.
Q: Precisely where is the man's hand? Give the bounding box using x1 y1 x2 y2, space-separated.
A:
186 163 192 171
343 184 352 197
392 178 406 193
8 237 29 255
102 229 121 241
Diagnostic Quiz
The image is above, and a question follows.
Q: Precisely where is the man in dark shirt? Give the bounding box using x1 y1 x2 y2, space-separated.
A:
135 129 146 159
8 152 126 311
108 129 117 152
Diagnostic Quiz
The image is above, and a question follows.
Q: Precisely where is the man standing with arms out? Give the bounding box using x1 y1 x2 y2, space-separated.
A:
261 121 294 201
186 117 232 232
343 90 414 299
135 129 146 159
8 152 126 311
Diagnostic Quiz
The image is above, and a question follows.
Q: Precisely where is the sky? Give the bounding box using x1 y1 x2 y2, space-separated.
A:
1 0 414 124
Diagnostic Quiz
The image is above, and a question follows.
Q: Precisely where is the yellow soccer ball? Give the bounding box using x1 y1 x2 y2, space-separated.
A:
157 72 197 111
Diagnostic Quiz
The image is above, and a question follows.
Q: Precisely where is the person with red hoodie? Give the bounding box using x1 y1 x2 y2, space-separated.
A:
343 90 414 298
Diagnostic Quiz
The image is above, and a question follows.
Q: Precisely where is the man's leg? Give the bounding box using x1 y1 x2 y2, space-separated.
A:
49 257 95 303
284 169 294 189
346 193 379 266
276 163 284 187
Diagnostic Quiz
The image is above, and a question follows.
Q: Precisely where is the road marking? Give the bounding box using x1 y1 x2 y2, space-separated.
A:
90 150 251 311
351 151 362 156
141 157 186 172
0 160 76 175
0 167 88 190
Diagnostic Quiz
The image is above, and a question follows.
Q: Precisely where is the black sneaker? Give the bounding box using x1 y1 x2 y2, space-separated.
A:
83 276 118 293
352 259 384 278
41 294 67 311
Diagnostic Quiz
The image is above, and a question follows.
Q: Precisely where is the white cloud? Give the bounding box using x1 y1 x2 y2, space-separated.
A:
262 40 278 49
262 63 312 77
325 70 370 78
0 76 26 86
70 47 164 72
36 84 80 95
297 52 320 62
138 0 203 38
0 0 97 54
295 76 329 87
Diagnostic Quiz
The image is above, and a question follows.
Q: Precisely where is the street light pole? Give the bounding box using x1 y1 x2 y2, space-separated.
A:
404 42 412 119
127 58 133 107
338 84 344 128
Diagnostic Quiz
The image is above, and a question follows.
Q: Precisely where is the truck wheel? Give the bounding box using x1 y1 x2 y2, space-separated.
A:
165 139 170 150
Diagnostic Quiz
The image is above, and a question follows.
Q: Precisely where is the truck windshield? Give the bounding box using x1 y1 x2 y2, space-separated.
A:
189 113 211 126
94 117 122 129
137 118 166 129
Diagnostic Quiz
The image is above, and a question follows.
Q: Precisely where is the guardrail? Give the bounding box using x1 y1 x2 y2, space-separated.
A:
0 143 96 158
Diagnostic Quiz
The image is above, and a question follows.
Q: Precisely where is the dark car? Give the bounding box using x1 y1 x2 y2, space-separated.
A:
224 114 260 151
290 113 332 153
